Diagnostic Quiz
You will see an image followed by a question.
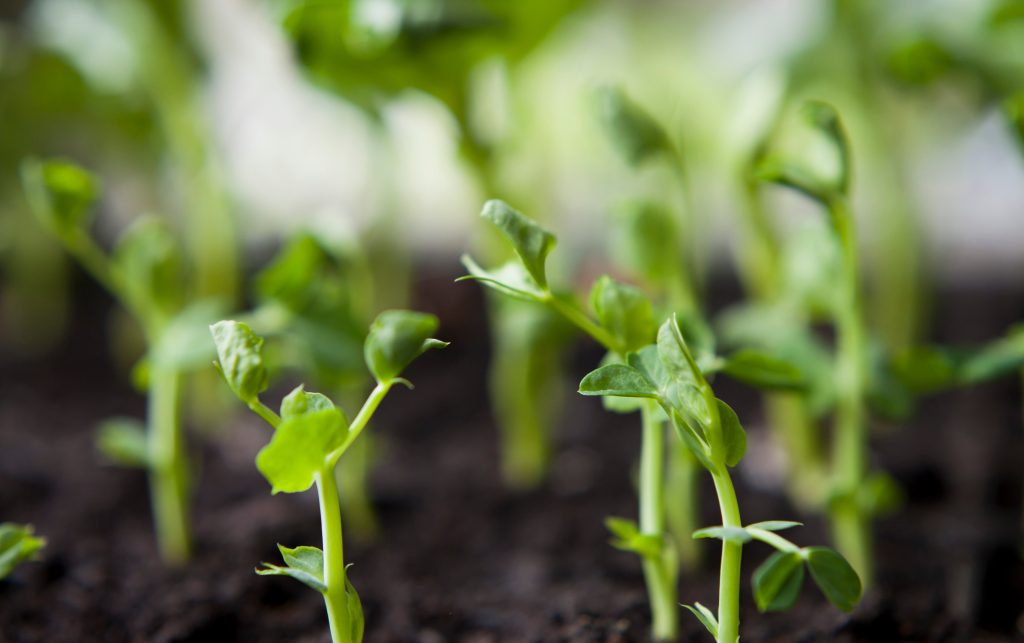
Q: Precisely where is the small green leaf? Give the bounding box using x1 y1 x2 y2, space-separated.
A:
257 544 326 593
459 256 548 302
717 399 747 467
683 602 718 639
657 316 701 383
255 409 348 494
280 385 339 422
113 217 183 316
594 86 672 167
588 276 656 353
96 417 148 467
753 550 805 612
0 523 46 580
667 407 715 471
480 200 556 289
579 364 659 398
21 158 99 233
747 521 802 532
720 349 805 391
363 310 447 384
210 320 269 404
693 526 752 544
605 517 661 559
804 546 863 612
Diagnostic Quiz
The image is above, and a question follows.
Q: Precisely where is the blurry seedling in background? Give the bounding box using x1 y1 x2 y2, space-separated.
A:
211 311 446 643
21 159 225 564
580 317 862 643
462 201 808 641
0 524 46 580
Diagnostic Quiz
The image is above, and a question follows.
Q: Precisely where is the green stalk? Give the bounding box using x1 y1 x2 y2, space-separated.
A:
665 436 701 568
827 197 872 585
328 383 390 464
147 366 189 564
640 401 678 641
710 465 743 643
317 466 354 643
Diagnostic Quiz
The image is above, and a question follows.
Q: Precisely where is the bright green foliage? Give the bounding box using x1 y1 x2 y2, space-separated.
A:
480 200 556 290
589 276 657 354
256 409 349 494
281 385 339 421
0 523 46 580
716 399 747 468
752 550 804 612
579 363 660 398
594 86 673 167
364 311 448 385
682 603 718 639
20 159 99 233
693 526 752 544
211 321 270 404
605 517 663 559
257 544 328 593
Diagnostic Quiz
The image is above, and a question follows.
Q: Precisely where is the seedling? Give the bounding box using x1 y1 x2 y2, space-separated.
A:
580 317 862 642
211 310 446 643
21 159 224 564
0 524 45 580
462 201 809 641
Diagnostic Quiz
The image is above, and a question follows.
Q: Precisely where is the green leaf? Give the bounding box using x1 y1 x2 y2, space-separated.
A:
720 349 805 391
280 385 339 422
579 364 658 399
210 320 269 404
363 310 447 384
892 346 958 394
21 158 99 233
804 547 863 612
255 409 348 494
96 417 148 467
0 523 46 580
150 298 227 371
716 399 747 467
113 217 183 316
683 602 718 639
747 521 802 532
958 327 1024 384
752 550 805 612
257 544 326 593
480 200 556 289
693 526 752 544
459 255 548 302
605 517 661 559
588 275 656 353
657 316 699 382
667 407 715 471
594 86 672 167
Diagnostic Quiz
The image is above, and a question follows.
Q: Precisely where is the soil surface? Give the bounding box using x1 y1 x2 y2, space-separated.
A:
1 264 1022 642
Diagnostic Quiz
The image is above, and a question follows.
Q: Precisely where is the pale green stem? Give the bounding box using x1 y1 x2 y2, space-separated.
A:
747 528 799 554
147 367 189 564
317 467 355 643
641 401 678 641
249 399 282 429
328 383 391 465
665 435 701 569
710 466 743 643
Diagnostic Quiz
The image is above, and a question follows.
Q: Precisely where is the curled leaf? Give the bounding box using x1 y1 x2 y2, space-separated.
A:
280 385 339 422
210 321 269 403
363 310 447 384
588 275 656 353
480 200 555 289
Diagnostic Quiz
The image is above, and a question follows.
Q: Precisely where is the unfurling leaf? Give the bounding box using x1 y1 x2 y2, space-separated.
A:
692 526 752 544
720 349 805 391
753 550 805 612
280 385 338 422
363 310 447 384
683 602 719 639
480 200 556 289
588 276 656 353
459 256 548 302
579 364 658 399
210 321 269 403
255 409 348 494
717 399 747 467
21 158 99 233
257 544 326 593
804 546 862 612
594 86 672 167
0 523 46 580
96 417 149 467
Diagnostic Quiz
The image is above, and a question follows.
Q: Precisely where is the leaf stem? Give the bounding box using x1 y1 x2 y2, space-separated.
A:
640 401 678 640
328 382 391 465
249 399 282 429
147 366 189 564
546 293 623 354
317 467 352 643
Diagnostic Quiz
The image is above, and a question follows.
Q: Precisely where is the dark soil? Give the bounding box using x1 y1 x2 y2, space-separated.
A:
1 264 1022 642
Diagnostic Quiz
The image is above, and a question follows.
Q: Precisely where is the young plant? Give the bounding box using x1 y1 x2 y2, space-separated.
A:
21 159 224 564
580 317 862 642
462 201 807 641
211 310 446 643
0 524 45 580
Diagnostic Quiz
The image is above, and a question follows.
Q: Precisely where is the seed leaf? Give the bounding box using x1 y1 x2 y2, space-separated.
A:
720 349 805 391
752 550 805 612
458 256 548 302
588 276 657 353
594 86 672 167
280 385 340 422
682 602 718 639
255 409 348 494
579 364 659 398
96 417 149 467
605 517 661 559
480 200 556 289
21 158 99 233
364 310 447 384
210 321 269 404
257 544 326 593
0 523 46 580
804 546 863 612
693 526 752 544
717 398 747 467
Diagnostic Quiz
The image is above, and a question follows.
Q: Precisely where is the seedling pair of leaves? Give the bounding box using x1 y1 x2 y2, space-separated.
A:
0 524 45 581
211 310 446 643
21 158 226 564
